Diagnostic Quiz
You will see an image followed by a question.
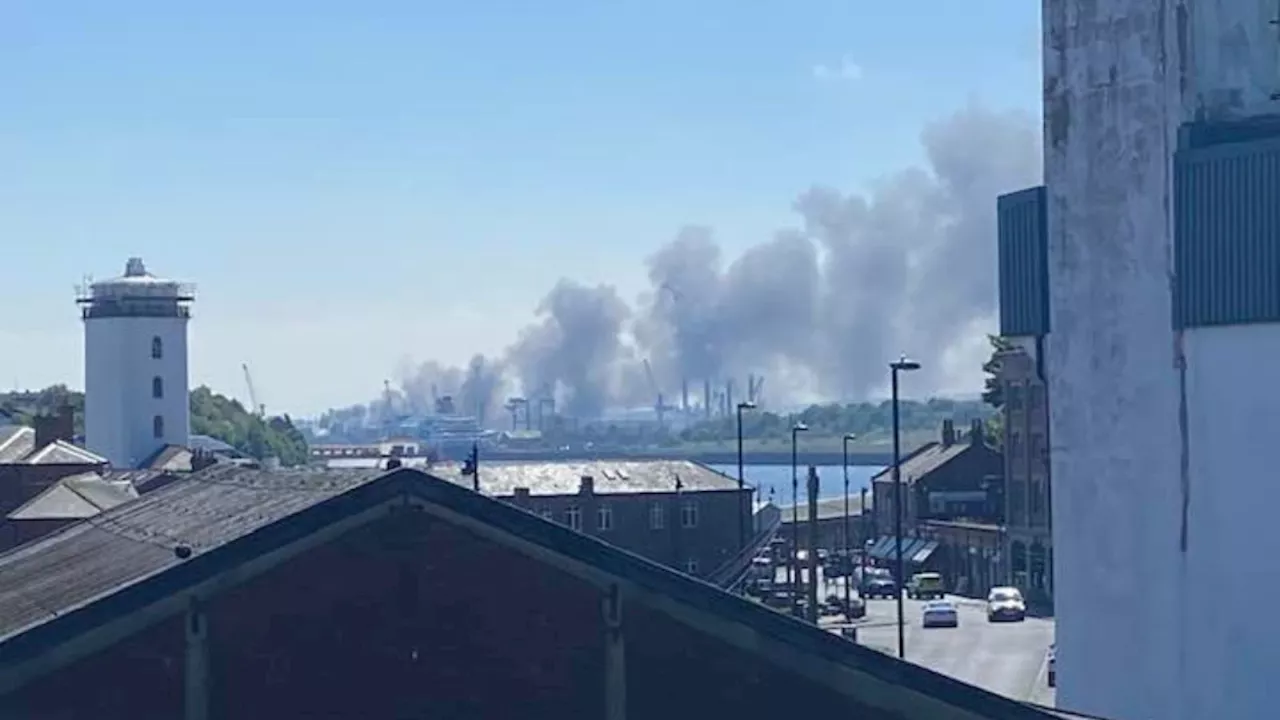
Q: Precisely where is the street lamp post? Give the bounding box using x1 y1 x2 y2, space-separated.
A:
736 401 757 551
790 422 809 613
842 432 857 617
890 355 921 659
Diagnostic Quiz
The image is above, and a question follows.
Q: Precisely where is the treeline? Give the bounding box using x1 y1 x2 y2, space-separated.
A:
0 385 309 466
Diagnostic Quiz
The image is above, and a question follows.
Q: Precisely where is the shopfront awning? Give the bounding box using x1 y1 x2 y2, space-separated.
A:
868 536 895 559
910 540 940 565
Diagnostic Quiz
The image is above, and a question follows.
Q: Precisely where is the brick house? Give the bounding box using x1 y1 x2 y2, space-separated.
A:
0 464 1055 720
867 420 1003 579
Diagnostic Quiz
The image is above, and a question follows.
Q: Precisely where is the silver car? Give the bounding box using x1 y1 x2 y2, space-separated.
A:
922 600 959 628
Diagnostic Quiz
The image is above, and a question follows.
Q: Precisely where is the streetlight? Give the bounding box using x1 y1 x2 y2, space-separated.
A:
736 400 758 551
790 421 809 613
842 432 857 617
890 355 921 659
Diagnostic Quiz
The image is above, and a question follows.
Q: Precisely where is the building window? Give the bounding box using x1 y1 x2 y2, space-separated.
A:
597 504 613 531
649 502 665 530
151 336 163 359
685 558 699 575
681 500 698 529
565 505 581 531
152 414 164 439
152 376 164 399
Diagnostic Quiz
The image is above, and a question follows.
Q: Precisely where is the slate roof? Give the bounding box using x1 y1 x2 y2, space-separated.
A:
779 495 873 523
0 464 1052 720
0 427 35 463
870 441 975 486
430 459 742 496
0 429 106 467
7 473 139 521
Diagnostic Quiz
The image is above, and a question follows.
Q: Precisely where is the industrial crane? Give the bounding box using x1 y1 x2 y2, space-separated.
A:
241 363 266 417
642 359 677 426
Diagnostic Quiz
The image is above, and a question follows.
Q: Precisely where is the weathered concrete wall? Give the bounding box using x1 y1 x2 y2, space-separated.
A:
1189 0 1280 120
1042 2 1188 718
1182 324 1280 719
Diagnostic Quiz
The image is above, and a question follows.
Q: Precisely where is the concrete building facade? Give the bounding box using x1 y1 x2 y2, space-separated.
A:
1044 3 1280 718
80 258 194 469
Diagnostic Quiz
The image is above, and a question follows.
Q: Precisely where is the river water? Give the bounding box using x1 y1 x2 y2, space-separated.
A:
706 464 883 504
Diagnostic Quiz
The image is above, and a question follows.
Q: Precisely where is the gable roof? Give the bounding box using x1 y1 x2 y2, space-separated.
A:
0 426 35 463
6 473 139 522
0 464 1052 720
431 459 741 495
870 441 985 486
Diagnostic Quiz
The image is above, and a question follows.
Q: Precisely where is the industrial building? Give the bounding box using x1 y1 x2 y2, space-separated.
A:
0 463 1056 720
1038 3 1280 719
78 258 194 469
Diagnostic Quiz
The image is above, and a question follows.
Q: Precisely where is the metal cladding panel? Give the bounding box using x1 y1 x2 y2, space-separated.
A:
997 186 1049 337
1174 134 1280 329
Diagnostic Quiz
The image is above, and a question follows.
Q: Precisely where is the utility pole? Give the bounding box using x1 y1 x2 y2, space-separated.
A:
806 466 820 624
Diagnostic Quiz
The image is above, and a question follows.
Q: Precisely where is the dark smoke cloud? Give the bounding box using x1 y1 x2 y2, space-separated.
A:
376 103 1041 422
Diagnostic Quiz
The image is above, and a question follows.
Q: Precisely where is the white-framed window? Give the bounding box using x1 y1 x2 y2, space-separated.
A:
649 502 665 530
685 558 699 575
597 504 613 531
681 500 698 528
565 505 582 531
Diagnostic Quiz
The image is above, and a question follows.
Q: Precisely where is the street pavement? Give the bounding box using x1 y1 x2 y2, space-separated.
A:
776 566 1056 707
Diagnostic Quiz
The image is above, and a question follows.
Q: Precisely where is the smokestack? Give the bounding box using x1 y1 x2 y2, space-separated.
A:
726 379 734 416
747 374 755 403
703 379 712 420
681 378 690 414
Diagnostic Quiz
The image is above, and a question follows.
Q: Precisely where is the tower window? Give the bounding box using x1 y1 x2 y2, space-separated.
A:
153 415 164 439
152 376 164 399
151 336 163 359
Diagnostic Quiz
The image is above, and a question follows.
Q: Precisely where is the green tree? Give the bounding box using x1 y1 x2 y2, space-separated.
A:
189 386 310 465
981 335 1014 409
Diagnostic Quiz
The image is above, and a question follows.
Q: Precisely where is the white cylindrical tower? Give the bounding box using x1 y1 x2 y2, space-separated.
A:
79 258 194 469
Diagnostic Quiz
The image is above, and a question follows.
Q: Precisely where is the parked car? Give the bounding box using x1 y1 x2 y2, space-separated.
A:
921 600 959 628
906 572 945 600
986 586 1027 622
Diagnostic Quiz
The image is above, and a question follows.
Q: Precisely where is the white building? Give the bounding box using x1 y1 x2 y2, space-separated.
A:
1044 3 1280 719
80 258 194 469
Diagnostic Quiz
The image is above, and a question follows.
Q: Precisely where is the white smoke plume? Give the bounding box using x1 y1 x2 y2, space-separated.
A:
387 103 1041 422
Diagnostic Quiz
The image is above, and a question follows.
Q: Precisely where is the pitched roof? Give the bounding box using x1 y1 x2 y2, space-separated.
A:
430 459 741 495
870 441 979 485
0 464 1053 720
21 440 107 466
0 426 35 463
6 473 139 521
779 495 873 523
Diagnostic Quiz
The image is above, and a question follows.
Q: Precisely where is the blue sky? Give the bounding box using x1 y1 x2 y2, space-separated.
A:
0 1 1040 415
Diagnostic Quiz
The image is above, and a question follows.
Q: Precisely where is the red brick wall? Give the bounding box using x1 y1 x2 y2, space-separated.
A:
205 509 604 720
1 616 184 720
624 602 889 719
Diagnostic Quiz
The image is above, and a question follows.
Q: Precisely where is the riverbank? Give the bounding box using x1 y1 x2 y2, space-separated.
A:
482 447 895 467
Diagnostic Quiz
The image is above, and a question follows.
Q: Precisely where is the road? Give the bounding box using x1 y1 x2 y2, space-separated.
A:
777 567 1056 707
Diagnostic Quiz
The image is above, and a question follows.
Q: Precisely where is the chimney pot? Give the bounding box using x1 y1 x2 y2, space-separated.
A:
941 419 955 446
969 418 985 445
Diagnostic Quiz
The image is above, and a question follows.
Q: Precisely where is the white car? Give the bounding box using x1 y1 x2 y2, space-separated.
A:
986 586 1027 622
921 600 959 628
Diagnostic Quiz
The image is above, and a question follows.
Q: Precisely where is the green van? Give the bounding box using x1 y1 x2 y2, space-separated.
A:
906 572 945 600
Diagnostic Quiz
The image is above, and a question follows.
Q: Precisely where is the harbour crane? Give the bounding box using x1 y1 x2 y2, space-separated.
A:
242 363 265 417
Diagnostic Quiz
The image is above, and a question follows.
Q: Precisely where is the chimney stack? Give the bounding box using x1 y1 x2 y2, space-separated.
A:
579 475 595 495
703 379 712 420
941 419 956 446
726 379 734 415
969 418 986 445
34 404 75 449
681 378 690 414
